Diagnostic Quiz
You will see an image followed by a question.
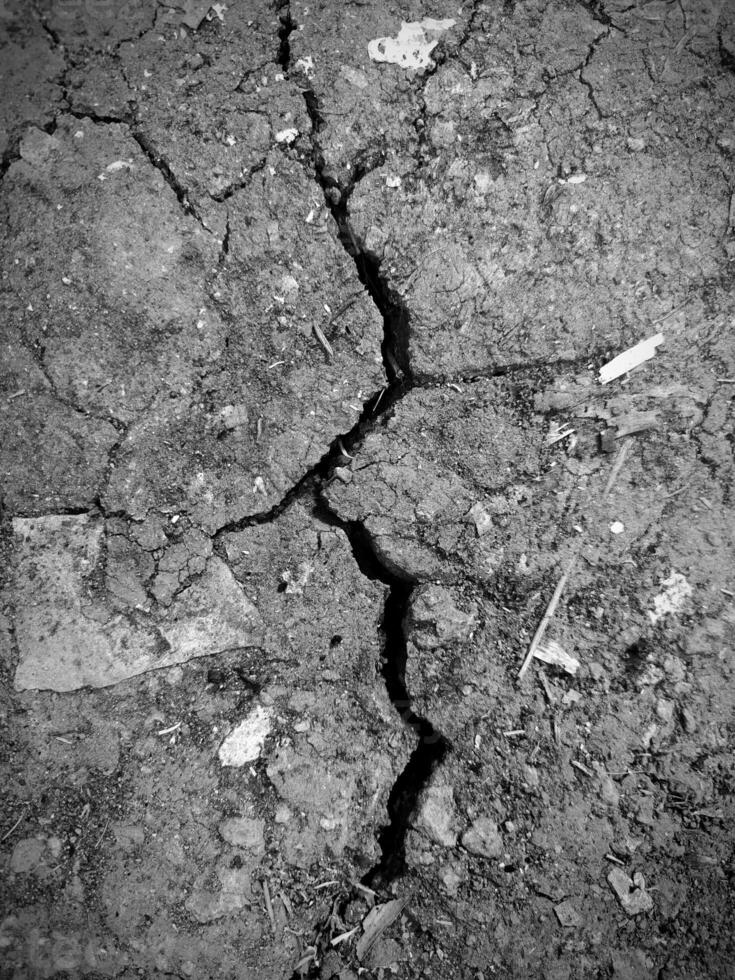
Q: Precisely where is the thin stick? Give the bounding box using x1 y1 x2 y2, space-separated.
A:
1 806 28 843
603 438 632 497
518 554 578 679
313 324 334 359
519 439 632 680
262 879 276 934
94 818 109 849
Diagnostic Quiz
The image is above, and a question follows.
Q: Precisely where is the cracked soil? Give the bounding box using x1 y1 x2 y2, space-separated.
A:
1 1 735 978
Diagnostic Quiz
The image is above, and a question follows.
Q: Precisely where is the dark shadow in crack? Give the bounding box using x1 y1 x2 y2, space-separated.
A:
368 580 448 885
276 0 296 72
313 507 449 886
213 379 408 537
301 89 412 383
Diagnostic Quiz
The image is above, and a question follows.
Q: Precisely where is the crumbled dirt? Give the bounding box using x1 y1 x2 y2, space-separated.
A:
1 1 734 978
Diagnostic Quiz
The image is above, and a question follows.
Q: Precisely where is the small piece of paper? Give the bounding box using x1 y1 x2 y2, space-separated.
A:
598 333 664 384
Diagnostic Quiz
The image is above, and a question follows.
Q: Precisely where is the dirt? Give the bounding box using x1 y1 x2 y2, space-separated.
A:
1 1 734 978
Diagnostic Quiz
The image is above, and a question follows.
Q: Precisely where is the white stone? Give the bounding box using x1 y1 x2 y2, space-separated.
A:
368 19 456 71
218 705 273 766
649 571 693 624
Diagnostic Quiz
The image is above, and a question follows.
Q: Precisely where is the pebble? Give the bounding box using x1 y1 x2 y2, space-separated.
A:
461 816 503 859
10 837 48 874
218 817 265 855
415 784 459 847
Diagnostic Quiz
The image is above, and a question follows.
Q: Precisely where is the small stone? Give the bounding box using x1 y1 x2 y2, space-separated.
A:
656 698 674 723
626 137 646 152
611 948 654 979
333 465 352 483
461 816 503 859
468 502 493 537
680 706 697 733
588 662 606 682
274 803 291 824
218 704 272 766
554 899 582 927
607 867 654 915
218 817 265 855
10 837 47 873
593 763 620 807
407 585 478 650
599 428 617 453
414 783 459 847
185 867 252 923
439 863 462 896
663 655 686 683
188 52 204 70
635 796 655 826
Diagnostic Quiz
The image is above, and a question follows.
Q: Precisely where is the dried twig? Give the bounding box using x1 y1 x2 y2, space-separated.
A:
518 554 578 679
603 437 632 497
1 805 28 843
571 760 595 778
94 818 110 849
313 324 334 359
518 439 632 680
262 879 276 934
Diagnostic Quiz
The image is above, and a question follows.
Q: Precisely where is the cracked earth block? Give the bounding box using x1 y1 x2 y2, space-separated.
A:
0 114 383 531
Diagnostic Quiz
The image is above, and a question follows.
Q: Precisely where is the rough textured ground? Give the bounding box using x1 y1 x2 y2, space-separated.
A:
1 1 734 978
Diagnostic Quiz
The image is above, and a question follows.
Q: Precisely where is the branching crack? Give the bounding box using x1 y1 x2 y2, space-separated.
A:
578 27 610 117
213 381 407 538
301 89 412 382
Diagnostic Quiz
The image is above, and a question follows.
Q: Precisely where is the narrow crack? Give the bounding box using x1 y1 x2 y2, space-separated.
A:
68 108 132 126
209 158 267 203
575 0 617 29
0 147 21 185
371 584 448 884
720 30 735 74
578 27 610 118
301 89 412 382
276 0 295 72
218 216 231 264
129 129 207 228
31 0 61 47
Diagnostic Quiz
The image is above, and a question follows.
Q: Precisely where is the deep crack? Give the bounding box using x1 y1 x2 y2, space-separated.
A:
301 89 412 382
313 509 449 886
213 380 407 538
276 0 295 72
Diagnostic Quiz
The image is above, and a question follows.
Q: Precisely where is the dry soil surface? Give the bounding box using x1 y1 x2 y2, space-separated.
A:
1 1 735 979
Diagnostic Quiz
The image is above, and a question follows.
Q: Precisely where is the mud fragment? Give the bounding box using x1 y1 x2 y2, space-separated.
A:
12 515 263 691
